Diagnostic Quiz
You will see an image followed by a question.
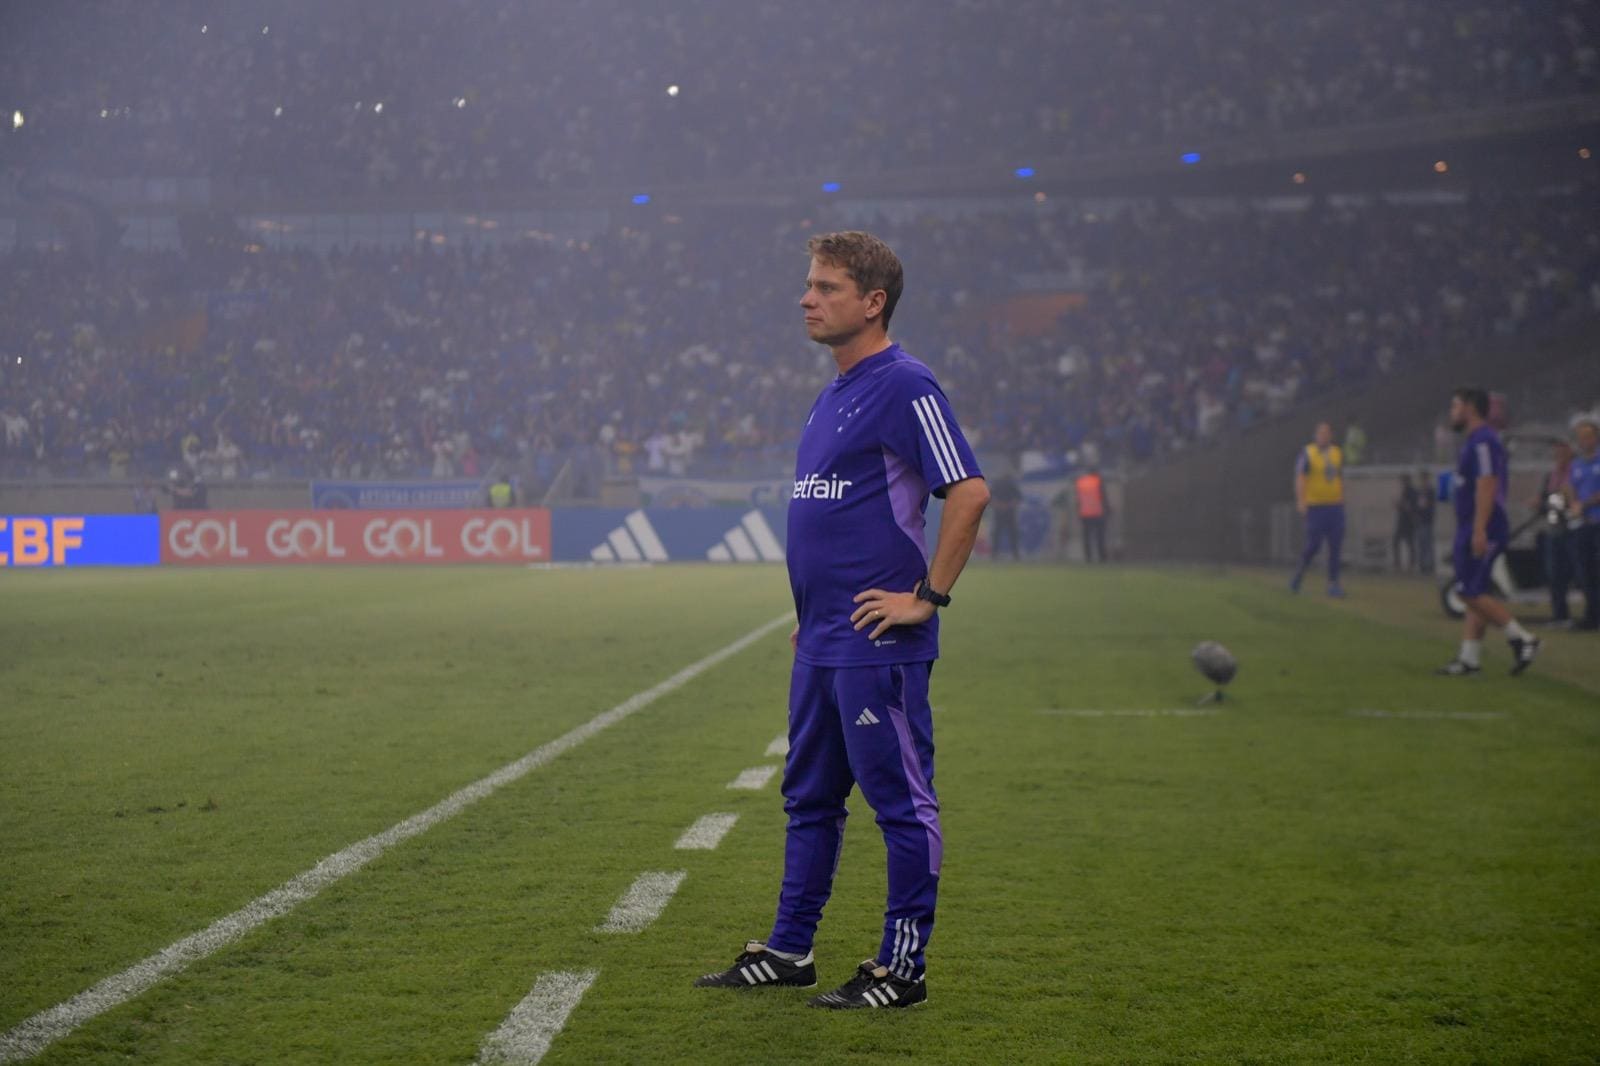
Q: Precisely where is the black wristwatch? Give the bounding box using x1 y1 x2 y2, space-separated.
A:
915 579 952 608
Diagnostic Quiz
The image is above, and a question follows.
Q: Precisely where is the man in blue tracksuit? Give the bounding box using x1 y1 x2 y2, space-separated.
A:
696 231 988 1009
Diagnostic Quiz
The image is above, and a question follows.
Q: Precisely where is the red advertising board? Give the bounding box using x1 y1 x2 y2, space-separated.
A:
162 510 551 565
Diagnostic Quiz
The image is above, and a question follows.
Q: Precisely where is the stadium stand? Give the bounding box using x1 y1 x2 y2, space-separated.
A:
1 0 1596 191
1 1 1596 501
1 190 1596 484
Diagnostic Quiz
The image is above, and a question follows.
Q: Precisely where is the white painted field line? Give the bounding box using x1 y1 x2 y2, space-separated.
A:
1039 708 1219 718
675 812 739 851
596 871 688 933
764 733 789 757
727 765 778 790
477 970 598 1066
0 612 792 1065
1348 709 1507 721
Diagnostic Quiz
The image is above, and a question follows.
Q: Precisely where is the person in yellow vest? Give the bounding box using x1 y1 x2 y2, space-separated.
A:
1291 421 1346 596
487 472 516 509
1075 466 1109 563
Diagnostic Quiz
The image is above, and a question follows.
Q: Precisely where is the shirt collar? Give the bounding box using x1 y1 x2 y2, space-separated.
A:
833 343 898 386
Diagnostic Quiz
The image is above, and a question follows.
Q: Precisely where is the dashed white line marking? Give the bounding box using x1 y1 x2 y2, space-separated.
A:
1039 708 1219 718
596 871 688 933
0 612 793 1065
675 813 739 851
477 970 598 1066
764 733 789 757
727 766 779 790
1348 709 1507 721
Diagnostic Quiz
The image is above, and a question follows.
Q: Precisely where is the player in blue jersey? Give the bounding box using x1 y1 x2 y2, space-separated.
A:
1570 414 1600 630
1436 387 1541 675
696 231 990 1008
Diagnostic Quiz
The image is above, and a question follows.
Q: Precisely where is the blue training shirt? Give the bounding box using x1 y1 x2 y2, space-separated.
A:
1571 450 1600 523
787 343 982 667
1453 424 1508 529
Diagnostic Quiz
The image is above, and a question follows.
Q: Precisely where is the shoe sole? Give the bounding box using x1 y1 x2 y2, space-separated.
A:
808 995 927 1010
695 977 817 990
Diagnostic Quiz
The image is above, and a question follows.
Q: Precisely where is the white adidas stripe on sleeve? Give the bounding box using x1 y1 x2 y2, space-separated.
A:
912 395 959 484
923 396 968 480
911 396 955 484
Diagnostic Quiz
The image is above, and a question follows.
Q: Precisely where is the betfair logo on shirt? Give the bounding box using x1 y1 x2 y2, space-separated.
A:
792 473 854 500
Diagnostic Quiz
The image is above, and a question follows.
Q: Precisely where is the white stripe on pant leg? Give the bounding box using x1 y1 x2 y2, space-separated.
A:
477 970 598 1066
0 614 794 1065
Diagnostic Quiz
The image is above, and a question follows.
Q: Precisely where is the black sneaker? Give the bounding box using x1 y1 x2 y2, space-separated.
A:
1508 635 1541 676
1434 659 1481 677
694 941 816 989
809 960 926 1009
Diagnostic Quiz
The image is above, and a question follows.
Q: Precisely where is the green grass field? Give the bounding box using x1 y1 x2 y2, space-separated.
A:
2 564 1597 1064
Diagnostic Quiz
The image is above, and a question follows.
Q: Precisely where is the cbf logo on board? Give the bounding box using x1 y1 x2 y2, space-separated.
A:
792 473 854 500
0 515 161 566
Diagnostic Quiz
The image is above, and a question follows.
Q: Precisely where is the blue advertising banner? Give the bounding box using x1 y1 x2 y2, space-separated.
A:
310 480 486 510
551 507 791 563
0 515 161 567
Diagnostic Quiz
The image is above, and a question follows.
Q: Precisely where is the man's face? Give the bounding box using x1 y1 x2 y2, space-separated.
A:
1448 395 1470 431
1578 423 1599 455
800 258 879 347
1313 423 1333 448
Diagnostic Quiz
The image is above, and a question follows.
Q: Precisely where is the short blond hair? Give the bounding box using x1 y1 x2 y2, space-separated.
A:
807 231 904 328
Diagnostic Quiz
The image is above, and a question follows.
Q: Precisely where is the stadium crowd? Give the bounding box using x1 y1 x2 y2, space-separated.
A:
2 0 1596 192
2 191 1596 485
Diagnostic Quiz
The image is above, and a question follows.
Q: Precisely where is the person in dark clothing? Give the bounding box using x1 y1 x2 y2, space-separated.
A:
167 469 208 510
1393 474 1418 571
1414 469 1437 575
989 474 1023 560
1533 439 1577 626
